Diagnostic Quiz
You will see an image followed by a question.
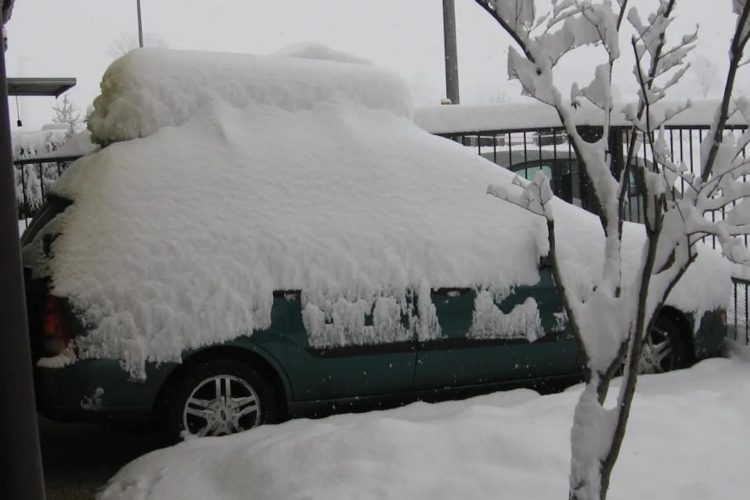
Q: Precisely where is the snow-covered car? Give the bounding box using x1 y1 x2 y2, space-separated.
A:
22 47 729 440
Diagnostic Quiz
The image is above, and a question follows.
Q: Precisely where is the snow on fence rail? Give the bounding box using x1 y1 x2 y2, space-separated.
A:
14 106 750 344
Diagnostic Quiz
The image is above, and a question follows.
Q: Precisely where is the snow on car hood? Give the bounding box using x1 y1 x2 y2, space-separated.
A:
33 49 729 376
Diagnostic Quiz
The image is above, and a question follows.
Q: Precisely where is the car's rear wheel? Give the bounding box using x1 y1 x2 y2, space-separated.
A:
638 315 692 374
166 359 277 441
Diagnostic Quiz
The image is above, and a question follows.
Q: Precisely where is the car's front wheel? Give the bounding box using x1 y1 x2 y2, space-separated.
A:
638 315 692 374
166 359 277 441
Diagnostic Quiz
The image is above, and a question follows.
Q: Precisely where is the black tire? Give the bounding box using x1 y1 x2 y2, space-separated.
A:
639 315 693 374
165 359 277 442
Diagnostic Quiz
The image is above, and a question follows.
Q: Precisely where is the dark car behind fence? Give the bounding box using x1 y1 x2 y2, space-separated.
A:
15 108 750 345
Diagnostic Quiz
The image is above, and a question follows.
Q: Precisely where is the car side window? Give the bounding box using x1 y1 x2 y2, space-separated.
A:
430 288 476 340
430 271 567 345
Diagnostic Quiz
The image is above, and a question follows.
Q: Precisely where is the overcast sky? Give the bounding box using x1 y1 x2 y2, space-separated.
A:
5 0 741 131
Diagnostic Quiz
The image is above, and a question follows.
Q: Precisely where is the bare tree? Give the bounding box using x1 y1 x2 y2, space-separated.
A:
106 32 168 60
51 94 82 135
473 1 750 499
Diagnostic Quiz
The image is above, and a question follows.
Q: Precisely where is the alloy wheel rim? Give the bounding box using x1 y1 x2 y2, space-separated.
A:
182 374 260 437
638 326 674 374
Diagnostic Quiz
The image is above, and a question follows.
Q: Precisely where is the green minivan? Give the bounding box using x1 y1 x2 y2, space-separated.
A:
22 194 726 441
21 48 728 442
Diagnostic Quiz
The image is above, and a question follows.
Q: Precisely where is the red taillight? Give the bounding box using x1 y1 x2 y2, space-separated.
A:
43 295 70 342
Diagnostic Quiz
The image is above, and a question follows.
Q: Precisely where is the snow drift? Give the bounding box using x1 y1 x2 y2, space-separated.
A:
100 356 750 500
27 48 729 377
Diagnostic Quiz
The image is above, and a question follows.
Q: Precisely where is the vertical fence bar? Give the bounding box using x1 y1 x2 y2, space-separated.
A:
734 281 739 341
20 162 28 227
37 162 44 209
508 132 513 168
745 281 749 344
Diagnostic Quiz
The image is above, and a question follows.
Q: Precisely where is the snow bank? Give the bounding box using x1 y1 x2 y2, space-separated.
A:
100 357 750 500
31 49 729 377
87 48 412 145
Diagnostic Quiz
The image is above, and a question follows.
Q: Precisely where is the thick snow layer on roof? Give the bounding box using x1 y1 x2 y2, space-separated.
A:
87 48 412 145
415 100 741 134
34 49 729 376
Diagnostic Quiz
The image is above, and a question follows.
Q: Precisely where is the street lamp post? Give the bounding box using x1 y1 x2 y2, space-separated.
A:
442 0 460 104
137 0 144 48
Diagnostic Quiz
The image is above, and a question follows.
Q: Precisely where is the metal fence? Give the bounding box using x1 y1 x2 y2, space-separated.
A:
441 124 750 344
14 155 80 230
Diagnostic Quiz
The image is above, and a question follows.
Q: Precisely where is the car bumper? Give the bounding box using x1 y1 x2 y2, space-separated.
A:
693 309 727 359
35 359 175 423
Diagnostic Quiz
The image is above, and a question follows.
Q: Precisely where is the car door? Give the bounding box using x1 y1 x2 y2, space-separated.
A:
413 267 580 390
251 291 417 402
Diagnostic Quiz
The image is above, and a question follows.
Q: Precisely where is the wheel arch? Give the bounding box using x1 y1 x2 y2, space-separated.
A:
152 344 291 425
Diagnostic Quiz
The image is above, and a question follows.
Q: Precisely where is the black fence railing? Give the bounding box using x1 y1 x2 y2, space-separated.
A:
14 155 80 230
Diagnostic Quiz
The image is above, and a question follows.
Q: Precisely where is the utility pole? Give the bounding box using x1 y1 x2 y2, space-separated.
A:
137 0 144 48
442 0 460 104
0 4 47 499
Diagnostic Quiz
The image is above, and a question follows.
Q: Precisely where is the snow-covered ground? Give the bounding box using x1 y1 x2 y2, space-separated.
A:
101 346 750 500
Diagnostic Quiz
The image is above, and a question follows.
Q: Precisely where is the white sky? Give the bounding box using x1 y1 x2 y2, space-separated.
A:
5 0 741 131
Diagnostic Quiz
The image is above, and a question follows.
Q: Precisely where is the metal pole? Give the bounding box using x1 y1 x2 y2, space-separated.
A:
0 7 47 500
137 0 144 48
442 0 460 104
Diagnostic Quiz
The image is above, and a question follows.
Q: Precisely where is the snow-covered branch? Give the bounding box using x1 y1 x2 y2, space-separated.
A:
474 1 749 499
702 0 750 181
487 170 553 219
